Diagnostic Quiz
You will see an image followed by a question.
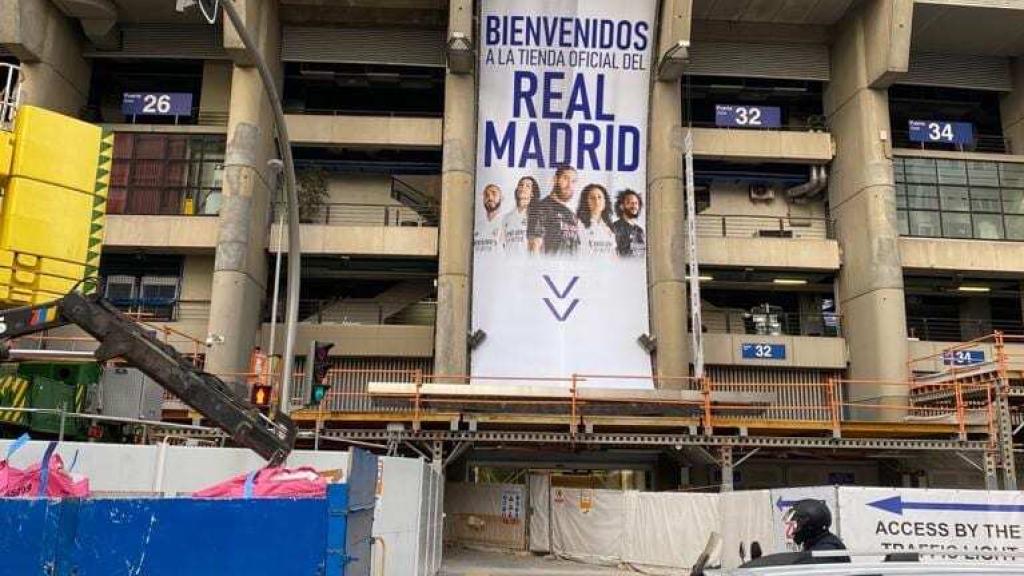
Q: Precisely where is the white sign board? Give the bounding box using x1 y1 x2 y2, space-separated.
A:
838 486 1024 561
471 0 656 385
770 486 839 554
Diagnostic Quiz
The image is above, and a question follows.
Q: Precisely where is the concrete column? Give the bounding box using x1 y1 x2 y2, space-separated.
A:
0 0 91 116
1001 59 1024 155
433 0 475 379
199 61 232 124
205 0 279 381
827 0 913 417
646 0 692 388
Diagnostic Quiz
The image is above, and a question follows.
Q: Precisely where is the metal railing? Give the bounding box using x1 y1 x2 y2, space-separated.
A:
0 62 20 130
273 202 438 227
700 311 842 338
688 120 828 132
267 370 993 438
283 107 443 118
907 317 1024 343
266 299 437 326
696 214 833 239
892 131 1010 154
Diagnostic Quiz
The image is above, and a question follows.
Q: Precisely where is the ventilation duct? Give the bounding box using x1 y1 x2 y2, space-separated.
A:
786 165 828 201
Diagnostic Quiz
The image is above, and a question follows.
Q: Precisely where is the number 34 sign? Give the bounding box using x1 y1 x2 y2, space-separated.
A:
122 92 193 117
908 120 973 145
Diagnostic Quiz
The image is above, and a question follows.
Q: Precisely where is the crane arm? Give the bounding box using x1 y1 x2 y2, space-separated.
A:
0 292 296 465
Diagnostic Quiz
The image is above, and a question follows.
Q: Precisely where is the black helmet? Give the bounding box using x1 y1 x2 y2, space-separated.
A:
784 499 832 545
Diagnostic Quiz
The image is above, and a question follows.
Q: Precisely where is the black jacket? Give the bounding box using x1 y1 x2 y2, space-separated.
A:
796 532 849 564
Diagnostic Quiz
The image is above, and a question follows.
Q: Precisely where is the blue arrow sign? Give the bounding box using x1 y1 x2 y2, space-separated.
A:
869 495 1024 516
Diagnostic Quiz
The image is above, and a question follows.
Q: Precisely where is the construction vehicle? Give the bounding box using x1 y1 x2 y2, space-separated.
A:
0 62 297 464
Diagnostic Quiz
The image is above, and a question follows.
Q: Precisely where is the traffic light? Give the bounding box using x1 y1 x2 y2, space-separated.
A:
251 384 272 408
306 340 334 406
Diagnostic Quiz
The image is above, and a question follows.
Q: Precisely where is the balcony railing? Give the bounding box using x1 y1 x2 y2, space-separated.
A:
907 317 1024 342
268 299 436 326
696 214 833 240
700 311 841 338
892 131 1010 154
273 202 438 227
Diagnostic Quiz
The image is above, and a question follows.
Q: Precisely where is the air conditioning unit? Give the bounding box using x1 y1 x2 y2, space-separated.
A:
749 184 774 201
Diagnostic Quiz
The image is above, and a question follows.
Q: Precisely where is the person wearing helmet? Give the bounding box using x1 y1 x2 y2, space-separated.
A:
783 499 849 563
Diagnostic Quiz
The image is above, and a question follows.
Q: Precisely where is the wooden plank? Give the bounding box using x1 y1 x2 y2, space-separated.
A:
368 381 775 405
583 415 699 428
289 411 459 423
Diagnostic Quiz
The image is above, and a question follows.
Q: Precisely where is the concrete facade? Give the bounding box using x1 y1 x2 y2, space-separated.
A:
6 0 1024 411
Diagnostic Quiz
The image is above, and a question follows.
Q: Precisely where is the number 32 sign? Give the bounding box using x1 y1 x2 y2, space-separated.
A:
122 92 193 117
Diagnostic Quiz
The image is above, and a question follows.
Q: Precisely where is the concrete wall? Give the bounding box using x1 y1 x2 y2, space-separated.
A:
702 333 847 369
286 114 442 148
199 60 233 122
268 223 438 256
691 128 834 164
259 323 434 358
325 174 401 205
705 183 829 220
697 237 840 269
103 215 219 252
900 237 1024 274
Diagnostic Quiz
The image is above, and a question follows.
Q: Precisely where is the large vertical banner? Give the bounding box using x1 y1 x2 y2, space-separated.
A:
472 0 656 387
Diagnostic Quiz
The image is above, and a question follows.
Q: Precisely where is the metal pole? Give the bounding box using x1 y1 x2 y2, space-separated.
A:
58 403 67 443
267 200 285 360
216 0 302 416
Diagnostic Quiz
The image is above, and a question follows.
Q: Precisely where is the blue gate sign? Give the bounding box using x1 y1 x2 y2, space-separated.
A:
741 343 786 360
715 105 782 128
942 349 985 366
122 92 194 116
908 120 974 145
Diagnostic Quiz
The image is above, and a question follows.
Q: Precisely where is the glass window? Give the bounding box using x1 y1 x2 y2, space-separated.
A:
906 184 939 210
893 158 1024 242
909 211 940 237
903 158 937 184
1006 215 1024 240
936 159 968 186
1004 189 1024 215
892 158 905 183
895 184 907 209
967 161 1000 187
1000 163 1024 188
972 213 1004 239
970 188 1001 213
939 186 969 212
941 212 972 238
897 210 909 235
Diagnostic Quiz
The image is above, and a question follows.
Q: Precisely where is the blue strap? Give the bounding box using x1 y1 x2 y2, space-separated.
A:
243 470 257 499
68 449 80 474
5 432 30 460
38 442 58 497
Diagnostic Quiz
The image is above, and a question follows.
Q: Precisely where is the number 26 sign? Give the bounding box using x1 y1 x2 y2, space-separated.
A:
122 92 193 117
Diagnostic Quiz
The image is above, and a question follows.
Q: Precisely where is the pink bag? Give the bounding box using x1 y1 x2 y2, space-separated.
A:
193 466 327 499
0 437 90 498
18 453 90 498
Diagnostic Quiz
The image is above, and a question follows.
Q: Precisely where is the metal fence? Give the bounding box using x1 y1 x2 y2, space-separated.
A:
696 214 833 240
701 311 842 338
274 202 437 227
906 317 1024 343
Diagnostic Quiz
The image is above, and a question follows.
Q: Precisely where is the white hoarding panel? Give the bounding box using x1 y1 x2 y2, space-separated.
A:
838 486 1024 561
472 0 657 386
